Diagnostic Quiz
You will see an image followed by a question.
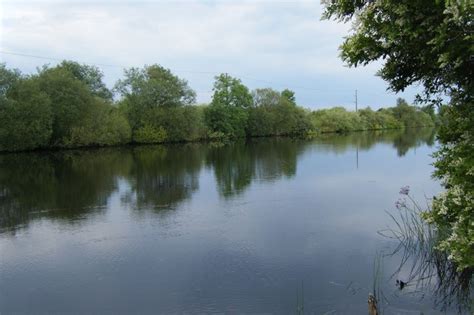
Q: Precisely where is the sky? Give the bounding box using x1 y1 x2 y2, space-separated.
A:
0 0 421 110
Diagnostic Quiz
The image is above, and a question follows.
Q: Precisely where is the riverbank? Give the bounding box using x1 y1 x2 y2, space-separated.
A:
0 126 436 155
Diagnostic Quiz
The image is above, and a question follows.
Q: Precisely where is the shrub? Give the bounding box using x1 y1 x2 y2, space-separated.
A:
134 124 167 143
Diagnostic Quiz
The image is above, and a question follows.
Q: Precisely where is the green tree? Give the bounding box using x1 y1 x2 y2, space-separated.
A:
36 66 98 146
358 107 379 130
252 88 281 108
375 108 403 130
273 98 312 135
115 65 197 143
0 64 21 97
248 88 281 136
36 63 130 148
115 64 195 110
248 88 311 137
311 107 362 133
281 89 296 105
323 0 473 270
56 60 113 100
204 104 248 139
0 77 53 151
205 74 252 138
211 73 253 108
66 101 131 146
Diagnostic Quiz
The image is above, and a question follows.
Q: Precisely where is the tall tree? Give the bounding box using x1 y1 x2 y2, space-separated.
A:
37 66 98 146
115 65 196 109
115 64 196 141
211 73 253 108
204 74 253 139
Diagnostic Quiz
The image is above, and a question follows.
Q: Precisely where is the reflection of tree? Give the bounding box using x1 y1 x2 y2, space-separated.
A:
312 128 436 156
392 128 436 156
0 129 439 231
124 144 206 211
0 149 131 232
205 138 306 198
205 142 253 198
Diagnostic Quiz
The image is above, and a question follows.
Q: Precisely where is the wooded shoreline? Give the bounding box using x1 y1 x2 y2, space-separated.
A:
1 61 437 153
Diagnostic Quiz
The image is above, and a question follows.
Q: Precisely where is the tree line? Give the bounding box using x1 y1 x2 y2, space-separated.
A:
0 61 436 152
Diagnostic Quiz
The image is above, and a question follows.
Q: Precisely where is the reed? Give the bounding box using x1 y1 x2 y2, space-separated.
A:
378 187 473 313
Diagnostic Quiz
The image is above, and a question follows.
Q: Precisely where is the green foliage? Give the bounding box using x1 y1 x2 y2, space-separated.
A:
281 89 296 104
357 107 380 130
0 62 437 155
115 64 197 143
207 130 229 142
56 60 113 100
248 88 311 137
322 1 473 99
205 74 253 138
134 124 167 144
420 105 439 125
310 100 434 134
425 97 474 270
375 109 404 130
115 65 195 124
0 78 52 151
311 107 363 133
158 106 207 142
389 98 434 128
134 106 207 143
247 106 275 136
0 63 130 150
424 184 474 271
115 64 195 111
0 64 21 97
211 73 253 108
272 99 312 136
323 0 473 269
66 102 131 146
204 104 248 139
252 88 281 108
36 66 100 146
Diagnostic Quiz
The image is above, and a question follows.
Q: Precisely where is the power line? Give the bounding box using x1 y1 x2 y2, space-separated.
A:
0 50 347 94
0 51 123 68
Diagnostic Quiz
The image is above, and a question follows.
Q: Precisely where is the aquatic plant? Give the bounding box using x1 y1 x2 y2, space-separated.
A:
378 188 473 313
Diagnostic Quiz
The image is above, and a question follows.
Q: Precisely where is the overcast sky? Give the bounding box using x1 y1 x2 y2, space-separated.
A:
0 0 421 109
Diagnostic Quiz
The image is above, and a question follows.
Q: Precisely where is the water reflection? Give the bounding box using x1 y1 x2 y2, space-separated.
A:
0 150 127 232
313 127 436 157
0 128 435 233
206 139 305 198
124 145 206 211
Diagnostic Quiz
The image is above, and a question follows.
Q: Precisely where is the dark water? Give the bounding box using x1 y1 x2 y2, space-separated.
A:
0 128 456 314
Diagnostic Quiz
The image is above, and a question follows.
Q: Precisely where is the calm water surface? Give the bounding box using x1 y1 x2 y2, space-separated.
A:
0 129 453 314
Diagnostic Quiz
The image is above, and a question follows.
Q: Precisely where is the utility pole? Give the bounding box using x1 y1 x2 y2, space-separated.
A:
355 89 358 112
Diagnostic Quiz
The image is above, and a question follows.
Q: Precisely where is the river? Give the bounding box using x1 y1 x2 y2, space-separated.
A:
2 128 462 314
